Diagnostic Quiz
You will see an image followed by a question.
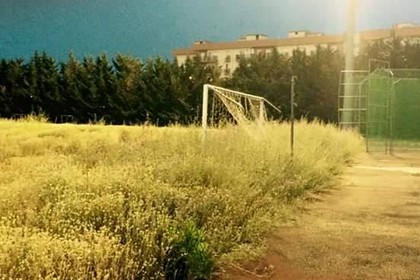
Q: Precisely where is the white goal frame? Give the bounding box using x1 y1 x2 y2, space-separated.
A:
201 84 281 141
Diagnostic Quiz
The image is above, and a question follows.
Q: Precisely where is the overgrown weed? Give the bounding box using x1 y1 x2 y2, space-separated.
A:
0 119 362 279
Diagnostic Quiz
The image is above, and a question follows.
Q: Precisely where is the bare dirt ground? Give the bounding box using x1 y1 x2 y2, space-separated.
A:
219 152 420 280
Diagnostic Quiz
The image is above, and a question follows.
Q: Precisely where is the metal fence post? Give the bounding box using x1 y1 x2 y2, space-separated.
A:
291 76 297 158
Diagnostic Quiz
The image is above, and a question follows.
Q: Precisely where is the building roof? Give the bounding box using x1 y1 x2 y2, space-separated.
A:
173 25 420 56
395 26 420 38
359 29 392 41
173 34 344 56
242 33 269 37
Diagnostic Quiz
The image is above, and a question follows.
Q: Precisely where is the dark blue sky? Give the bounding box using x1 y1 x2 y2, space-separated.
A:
0 0 419 60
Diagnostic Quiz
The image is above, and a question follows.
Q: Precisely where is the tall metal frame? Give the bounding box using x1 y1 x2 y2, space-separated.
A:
342 0 359 127
338 70 369 132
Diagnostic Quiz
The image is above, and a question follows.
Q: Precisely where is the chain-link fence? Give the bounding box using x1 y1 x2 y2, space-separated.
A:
339 67 420 155
390 69 420 153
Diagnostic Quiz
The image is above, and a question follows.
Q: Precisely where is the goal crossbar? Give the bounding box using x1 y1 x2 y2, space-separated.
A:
208 85 265 101
206 85 281 113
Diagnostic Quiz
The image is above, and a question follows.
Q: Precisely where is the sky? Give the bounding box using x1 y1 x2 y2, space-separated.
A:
0 0 419 61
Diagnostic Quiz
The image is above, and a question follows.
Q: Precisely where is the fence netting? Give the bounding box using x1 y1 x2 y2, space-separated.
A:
339 68 420 154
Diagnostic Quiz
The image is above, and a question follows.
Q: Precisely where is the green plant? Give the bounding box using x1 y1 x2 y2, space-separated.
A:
165 222 214 280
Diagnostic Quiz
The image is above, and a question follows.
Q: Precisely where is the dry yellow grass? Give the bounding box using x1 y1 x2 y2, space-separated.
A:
0 119 362 279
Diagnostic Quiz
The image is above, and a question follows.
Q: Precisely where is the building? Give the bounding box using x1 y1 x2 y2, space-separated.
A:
172 23 420 78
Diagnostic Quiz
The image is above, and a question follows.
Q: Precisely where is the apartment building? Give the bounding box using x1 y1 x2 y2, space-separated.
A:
172 23 420 78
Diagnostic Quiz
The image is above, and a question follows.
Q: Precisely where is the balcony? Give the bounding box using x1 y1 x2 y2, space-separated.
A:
201 55 218 64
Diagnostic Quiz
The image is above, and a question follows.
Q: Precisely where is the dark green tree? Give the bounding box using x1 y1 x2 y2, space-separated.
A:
4 58 30 116
0 59 12 117
304 47 344 121
36 52 62 118
179 55 221 123
92 54 117 123
59 52 83 121
113 54 144 123
141 57 188 125
226 49 289 117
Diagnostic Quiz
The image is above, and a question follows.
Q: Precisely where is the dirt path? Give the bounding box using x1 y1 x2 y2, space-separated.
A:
220 153 420 280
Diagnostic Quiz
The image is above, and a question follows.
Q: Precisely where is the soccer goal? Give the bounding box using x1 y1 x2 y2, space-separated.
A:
201 84 281 140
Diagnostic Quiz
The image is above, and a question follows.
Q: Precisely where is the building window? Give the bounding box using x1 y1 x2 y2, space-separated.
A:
224 64 230 76
225 55 231 63
257 49 267 57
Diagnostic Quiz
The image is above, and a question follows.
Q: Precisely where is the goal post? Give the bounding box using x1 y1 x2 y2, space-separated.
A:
201 84 281 141
202 84 209 142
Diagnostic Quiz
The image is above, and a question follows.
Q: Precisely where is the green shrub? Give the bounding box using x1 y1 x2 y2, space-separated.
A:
165 222 214 280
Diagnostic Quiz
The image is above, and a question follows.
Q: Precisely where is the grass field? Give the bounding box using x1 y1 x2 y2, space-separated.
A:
0 119 362 279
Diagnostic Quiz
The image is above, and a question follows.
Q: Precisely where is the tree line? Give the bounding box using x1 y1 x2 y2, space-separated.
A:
1 39 419 125
0 52 219 125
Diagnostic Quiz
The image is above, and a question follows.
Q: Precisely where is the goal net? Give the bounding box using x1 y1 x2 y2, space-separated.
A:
202 84 281 138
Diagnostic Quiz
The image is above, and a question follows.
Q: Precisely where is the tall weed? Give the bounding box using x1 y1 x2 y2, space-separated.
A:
0 119 362 279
